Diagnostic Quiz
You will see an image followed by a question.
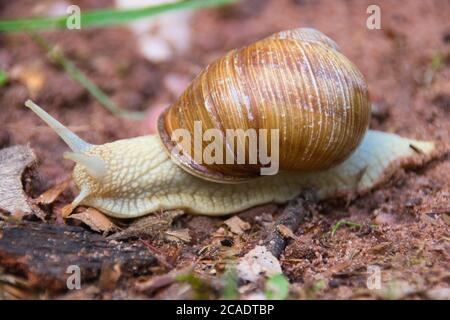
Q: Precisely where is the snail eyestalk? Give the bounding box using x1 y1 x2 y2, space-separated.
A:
63 152 107 182
25 99 106 210
24 99 92 153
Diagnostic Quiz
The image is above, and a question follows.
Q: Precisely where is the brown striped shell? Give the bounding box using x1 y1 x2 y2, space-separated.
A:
158 28 371 183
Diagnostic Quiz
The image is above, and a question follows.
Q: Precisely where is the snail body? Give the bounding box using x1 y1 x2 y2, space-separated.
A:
63 132 434 218
25 28 436 218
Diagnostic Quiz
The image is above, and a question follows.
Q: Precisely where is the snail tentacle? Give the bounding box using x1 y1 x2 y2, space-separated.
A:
25 100 92 153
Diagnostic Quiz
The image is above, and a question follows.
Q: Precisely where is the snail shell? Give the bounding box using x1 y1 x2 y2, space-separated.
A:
158 28 371 183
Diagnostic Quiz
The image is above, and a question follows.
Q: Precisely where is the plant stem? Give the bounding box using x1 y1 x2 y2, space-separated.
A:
30 32 145 120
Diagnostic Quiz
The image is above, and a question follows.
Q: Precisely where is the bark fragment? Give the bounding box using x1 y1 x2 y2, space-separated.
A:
0 220 156 290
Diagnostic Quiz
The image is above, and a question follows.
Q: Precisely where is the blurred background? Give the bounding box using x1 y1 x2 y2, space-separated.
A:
0 0 449 299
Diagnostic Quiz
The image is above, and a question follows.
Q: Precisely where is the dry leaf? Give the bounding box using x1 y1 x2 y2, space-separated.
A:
10 209 26 221
237 245 282 282
108 209 184 240
69 208 118 234
165 228 191 243
224 216 251 235
36 178 70 204
61 203 75 218
0 145 43 219
277 224 297 240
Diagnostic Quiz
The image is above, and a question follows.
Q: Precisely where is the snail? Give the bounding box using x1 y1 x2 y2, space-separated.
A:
25 28 436 218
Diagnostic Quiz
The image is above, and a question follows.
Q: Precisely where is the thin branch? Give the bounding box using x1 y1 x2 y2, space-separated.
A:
263 196 312 258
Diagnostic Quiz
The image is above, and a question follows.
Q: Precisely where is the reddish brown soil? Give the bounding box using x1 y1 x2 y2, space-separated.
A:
0 0 449 299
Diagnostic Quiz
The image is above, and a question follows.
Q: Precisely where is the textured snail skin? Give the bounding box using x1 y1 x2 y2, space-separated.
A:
73 131 435 218
159 28 371 182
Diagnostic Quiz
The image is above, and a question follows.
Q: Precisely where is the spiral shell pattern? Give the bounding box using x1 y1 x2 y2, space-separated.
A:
158 28 371 182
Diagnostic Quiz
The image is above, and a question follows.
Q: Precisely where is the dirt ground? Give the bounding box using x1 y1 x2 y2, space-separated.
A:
0 0 449 299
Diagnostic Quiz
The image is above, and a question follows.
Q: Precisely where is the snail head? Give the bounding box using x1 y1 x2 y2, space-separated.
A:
24 100 163 217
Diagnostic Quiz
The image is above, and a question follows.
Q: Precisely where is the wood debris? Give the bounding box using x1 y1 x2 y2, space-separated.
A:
263 197 311 258
0 145 43 219
35 178 70 205
164 228 191 243
0 220 156 290
107 209 184 240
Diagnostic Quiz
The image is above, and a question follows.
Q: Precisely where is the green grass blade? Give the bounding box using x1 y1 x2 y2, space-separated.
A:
0 0 237 32
0 69 8 86
330 219 363 237
222 265 239 299
265 274 289 300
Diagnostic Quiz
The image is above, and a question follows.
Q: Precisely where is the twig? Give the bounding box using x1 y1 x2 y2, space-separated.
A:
263 196 312 258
